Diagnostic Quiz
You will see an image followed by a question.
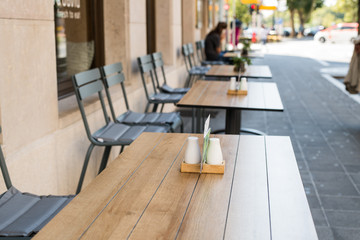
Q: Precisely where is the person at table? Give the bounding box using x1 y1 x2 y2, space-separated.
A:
204 22 227 61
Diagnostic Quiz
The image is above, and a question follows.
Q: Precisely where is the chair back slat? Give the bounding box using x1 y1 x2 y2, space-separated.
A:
0 145 12 189
195 41 204 62
106 73 125 88
102 62 123 76
78 80 103 100
153 58 164 68
139 61 154 73
152 52 162 61
137 55 158 98
73 68 101 87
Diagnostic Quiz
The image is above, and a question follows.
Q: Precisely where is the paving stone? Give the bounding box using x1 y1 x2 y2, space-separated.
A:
312 172 359 196
332 228 360 240
316 227 335 240
321 196 360 211
311 209 328 227
326 210 360 228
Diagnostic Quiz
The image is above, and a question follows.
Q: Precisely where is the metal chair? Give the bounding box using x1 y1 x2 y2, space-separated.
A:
151 52 190 94
195 40 224 65
73 68 169 193
137 55 183 113
0 138 74 238
181 44 210 87
100 62 183 132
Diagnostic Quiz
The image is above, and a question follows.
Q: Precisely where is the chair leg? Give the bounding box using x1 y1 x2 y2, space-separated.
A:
152 104 159 112
76 143 95 194
180 119 184 133
98 146 112 174
119 145 125 154
185 75 191 88
160 104 165 113
145 102 150 113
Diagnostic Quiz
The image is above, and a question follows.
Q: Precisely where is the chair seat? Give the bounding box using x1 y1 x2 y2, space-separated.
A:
149 93 183 103
189 67 209 75
0 187 74 237
118 111 180 125
92 122 145 144
160 84 189 94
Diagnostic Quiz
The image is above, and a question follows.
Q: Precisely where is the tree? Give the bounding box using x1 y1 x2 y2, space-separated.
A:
333 0 358 22
286 0 299 37
297 0 324 36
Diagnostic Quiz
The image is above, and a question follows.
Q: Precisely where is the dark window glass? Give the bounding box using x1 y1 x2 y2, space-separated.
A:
341 26 356 30
146 0 156 54
54 0 104 99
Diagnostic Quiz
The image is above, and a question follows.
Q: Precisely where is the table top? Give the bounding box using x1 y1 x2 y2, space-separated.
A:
205 65 272 78
177 80 283 111
34 133 317 240
35 133 317 239
223 51 264 58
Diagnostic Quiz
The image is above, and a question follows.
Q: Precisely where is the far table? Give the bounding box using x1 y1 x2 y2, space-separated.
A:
177 80 283 134
223 51 264 58
205 64 272 79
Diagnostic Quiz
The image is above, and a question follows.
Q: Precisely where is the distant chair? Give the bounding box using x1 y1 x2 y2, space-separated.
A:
181 43 210 87
73 68 169 193
138 55 183 113
151 52 190 94
100 62 183 132
0 138 74 238
195 40 224 65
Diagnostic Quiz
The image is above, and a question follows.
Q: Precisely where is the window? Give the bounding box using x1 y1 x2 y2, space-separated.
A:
54 0 104 99
208 0 213 28
146 0 156 54
196 0 203 28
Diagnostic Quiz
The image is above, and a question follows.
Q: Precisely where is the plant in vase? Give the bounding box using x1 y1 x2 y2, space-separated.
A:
233 56 252 73
241 40 251 56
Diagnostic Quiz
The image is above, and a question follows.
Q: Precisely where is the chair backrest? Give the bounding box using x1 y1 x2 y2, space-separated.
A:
0 142 12 190
151 52 168 88
100 62 130 122
181 44 192 72
186 43 198 67
195 40 206 63
72 68 111 143
137 55 159 100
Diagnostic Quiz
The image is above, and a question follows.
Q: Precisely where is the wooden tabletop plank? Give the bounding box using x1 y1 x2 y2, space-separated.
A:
224 136 271 240
265 136 318 240
246 82 266 109
127 134 202 239
205 65 272 79
79 133 189 239
177 81 209 107
33 132 166 240
176 134 240 239
263 83 284 111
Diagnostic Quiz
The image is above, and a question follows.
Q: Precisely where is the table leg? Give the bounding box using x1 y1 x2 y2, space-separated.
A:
225 109 241 134
196 108 201 133
192 108 195 133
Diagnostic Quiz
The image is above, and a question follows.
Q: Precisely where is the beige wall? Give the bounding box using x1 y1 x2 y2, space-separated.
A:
0 0 190 195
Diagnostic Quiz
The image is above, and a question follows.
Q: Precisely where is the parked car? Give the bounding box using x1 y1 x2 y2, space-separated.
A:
283 27 298 37
314 23 358 43
304 26 324 37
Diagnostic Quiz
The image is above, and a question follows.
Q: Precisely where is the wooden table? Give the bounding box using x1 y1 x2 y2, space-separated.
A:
205 65 272 79
177 80 283 134
34 133 318 240
223 51 264 58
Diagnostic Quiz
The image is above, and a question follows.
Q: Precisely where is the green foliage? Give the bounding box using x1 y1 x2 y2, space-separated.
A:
227 0 251 25
333 0 358 22
232 56 252 66
242 39 251 51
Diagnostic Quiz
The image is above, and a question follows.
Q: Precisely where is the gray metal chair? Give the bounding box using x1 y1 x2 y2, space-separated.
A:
151 52 190 94
100 62 183 132
181 44 210 87
195 40 224 65
73 68 169 193
0 139 74 238
137 55 183 113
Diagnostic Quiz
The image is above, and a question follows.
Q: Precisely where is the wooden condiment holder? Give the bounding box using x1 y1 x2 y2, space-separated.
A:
227 89 248 95
180 160 225 174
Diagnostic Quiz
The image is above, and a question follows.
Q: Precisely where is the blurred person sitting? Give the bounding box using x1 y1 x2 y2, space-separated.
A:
205 22 227 61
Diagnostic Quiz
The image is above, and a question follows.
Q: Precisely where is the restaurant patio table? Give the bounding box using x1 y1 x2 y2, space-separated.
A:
205 64 272 79
34 132 317 240
176 80 283 134
223 51 264 58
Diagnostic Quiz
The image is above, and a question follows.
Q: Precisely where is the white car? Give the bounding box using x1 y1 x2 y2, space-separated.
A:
314 23 358 43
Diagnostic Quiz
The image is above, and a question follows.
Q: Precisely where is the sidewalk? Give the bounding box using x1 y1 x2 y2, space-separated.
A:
179 53 360 240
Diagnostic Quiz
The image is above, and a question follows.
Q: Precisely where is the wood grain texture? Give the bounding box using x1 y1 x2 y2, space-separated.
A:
176 134 240 240
79 133 189 239
33 132 166 240
177 81 283 112
224 136 271 240
180 161 225 174
265 136 318 240
205 65 272 78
